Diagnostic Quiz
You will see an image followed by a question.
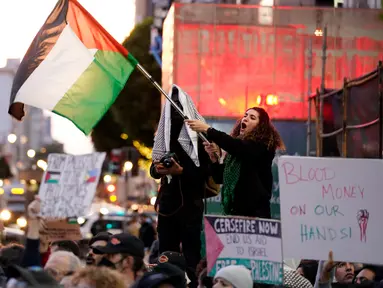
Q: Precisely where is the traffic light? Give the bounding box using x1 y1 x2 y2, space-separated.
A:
108 149 123 175
109 195 117 203
106 184 116 193
124 147 140 177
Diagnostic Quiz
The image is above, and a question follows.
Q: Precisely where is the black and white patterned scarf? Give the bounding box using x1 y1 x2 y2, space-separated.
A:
152 84 205 167
283 266 313 288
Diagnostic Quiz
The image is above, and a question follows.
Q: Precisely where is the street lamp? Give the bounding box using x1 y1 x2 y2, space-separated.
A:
7 134 17 144
103 174 112 183
27 149 36 158
37 159 47 171
124 161 133 172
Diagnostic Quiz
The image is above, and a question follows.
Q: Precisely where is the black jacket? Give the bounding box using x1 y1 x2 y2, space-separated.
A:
207 128 274 218
139 222 156 249
150 106 210 216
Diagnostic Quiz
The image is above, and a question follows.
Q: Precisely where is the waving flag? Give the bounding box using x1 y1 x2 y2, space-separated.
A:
9 0 138 134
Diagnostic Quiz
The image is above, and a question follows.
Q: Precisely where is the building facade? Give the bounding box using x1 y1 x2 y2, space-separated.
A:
0 59 19 145
0 59 55 172
161 3 383 154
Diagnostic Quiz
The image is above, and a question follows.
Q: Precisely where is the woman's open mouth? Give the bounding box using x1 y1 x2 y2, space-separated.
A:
241 122 247 130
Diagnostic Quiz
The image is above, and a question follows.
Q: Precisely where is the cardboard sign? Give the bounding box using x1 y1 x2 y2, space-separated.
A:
41 220 82 242
278 156 383 264
39 152 106 218
204 215 283 285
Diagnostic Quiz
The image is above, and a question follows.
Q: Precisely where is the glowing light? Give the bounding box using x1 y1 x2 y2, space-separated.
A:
124 161 133 172
131 204 139 210
30 179 37 185
7 134 17 144
20 135 28 144
109 195 117 202
11 188 24 195
315 28 323 37
133 141 152 160
256 95 262 106
27 149 36 158
107 184 116 193
17 217 27 228
37 160 48 171
100 207 109 215
77 217 86 225
120 133 128 140
218 98 227 106
0 189 4 195
103 174 112 183
0 210 11 221
20 180 26 184
40 147 47 153
0 180 3 187
150 197 157 206
266 94 278 105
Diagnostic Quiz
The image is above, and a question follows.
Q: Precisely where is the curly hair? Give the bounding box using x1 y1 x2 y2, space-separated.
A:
70 266 126 288
231 107 285 151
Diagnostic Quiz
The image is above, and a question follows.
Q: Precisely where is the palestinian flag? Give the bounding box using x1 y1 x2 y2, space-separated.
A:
9 0 138 134
45 171 61 184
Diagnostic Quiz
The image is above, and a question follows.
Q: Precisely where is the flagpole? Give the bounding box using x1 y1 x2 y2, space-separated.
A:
136 63 213 146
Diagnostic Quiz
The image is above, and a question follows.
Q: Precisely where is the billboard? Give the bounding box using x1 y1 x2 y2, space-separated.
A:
175 23 306 119
162 4 383 120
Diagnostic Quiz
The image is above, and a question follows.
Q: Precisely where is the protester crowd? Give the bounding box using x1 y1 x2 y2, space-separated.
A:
0 94 379 288
0 198 382 288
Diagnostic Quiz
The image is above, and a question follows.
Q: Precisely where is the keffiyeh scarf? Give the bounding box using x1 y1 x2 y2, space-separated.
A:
152 84 205 167
222 154 241 215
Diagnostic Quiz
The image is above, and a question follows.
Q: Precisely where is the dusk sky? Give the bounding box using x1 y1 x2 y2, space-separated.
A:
0 0 136 154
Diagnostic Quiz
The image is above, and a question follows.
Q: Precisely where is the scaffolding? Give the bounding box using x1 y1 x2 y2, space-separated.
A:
307 61 383 159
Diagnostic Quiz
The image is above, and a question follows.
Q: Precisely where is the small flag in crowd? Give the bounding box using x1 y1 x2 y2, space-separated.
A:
9 0 138 135
45 172 61 184
84 169 99 183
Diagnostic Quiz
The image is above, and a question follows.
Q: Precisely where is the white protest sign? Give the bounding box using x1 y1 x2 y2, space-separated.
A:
204 215 283 285
278 156 383 264
39 153 106 218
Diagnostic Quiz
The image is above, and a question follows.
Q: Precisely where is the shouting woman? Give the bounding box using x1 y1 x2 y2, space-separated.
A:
186 107 284 218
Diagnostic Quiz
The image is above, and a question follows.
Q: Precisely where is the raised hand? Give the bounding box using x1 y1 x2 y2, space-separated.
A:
185 120 211 133
204 142 220 163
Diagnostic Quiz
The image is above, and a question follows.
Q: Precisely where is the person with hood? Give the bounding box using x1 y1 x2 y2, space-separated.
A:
150 85 213 288
187 107 284 218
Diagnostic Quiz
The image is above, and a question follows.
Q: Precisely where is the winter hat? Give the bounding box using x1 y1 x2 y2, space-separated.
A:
214 265 253 288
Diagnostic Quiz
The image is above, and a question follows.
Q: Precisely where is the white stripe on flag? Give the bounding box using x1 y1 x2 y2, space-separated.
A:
14 25 97 111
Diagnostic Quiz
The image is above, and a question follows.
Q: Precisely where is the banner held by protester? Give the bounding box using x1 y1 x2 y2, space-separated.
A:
204 215 283 285
279 156 383 265
38 152 106 218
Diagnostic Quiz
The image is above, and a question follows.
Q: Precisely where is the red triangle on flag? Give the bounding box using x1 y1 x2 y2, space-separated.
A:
204 217 225 274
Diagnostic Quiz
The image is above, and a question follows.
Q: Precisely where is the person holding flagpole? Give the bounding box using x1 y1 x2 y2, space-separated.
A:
150 85 213 288
186 107 284 218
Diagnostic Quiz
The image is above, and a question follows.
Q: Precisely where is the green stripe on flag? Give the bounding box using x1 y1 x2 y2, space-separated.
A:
53 50 137 134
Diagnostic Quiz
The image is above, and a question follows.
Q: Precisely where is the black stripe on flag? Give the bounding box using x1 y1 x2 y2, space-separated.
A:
9 0 69 120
